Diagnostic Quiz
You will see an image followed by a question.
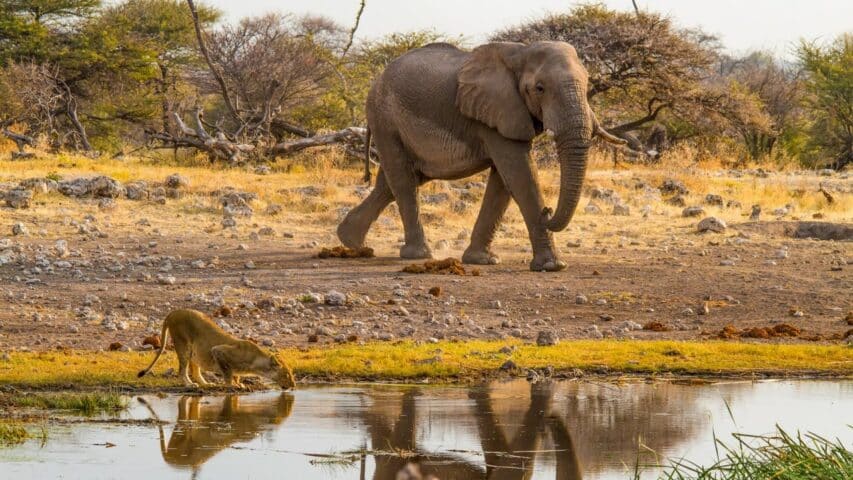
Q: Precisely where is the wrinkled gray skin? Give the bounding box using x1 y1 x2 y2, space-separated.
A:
338 41 624 271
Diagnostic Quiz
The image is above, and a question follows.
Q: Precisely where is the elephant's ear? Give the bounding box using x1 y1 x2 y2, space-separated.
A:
456 43 535 142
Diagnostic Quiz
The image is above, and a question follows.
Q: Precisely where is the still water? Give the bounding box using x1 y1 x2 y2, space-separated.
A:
1 380 850 479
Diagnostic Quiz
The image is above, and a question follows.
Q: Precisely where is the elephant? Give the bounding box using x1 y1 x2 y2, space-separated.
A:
337 41 625 271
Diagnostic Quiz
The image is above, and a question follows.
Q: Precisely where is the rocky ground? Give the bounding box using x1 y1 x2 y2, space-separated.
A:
0 158 851 352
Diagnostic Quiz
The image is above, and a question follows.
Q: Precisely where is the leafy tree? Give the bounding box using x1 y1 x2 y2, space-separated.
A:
97 0 220 133
797 34 852 169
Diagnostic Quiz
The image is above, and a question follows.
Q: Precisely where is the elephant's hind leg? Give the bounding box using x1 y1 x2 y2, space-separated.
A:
337 170 395 248
375 136 432 259
463 167 510 265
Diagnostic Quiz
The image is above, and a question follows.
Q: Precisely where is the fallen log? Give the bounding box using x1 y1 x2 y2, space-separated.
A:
2 129 36 159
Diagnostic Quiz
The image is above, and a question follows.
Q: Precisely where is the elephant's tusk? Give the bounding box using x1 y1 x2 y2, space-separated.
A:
595 126 628 145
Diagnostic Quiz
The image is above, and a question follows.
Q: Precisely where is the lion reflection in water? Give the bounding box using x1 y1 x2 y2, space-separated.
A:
140 394 294 476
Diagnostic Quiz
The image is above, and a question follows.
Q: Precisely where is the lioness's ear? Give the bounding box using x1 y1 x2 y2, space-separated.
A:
457 42 535 141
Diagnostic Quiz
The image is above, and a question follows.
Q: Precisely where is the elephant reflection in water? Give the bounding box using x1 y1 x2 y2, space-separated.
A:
364 382 581 480
140 394 294 477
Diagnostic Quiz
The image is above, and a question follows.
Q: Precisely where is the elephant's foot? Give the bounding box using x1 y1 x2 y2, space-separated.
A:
462 247 501 265
530 253 567 272
400 243 432 259
336 217 367 249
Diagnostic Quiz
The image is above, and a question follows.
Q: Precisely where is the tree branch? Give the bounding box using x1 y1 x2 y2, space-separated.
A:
186 0 241 123
341 0 366 59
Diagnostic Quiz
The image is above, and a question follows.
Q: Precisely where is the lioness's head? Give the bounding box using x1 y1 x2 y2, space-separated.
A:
268 355 296 390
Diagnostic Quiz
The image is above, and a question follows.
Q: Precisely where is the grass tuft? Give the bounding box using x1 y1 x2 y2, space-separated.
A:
660 428 853 480
0 421 29 446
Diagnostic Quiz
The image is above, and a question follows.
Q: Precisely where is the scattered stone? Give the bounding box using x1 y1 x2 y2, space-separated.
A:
749 205 761 221
682 206 705 218
499 359 518 371
660 179 689 195
611 204 630 216
584 203 602 215
108 342 124 351
98 198 116 210
536 330 559 346
5 188 32 208
704 194 724 206
254 165 271 175
165 173 189 189
11 222 28 236
697 216 727 233
55 240 70 258
221 192 254 217
428 286 442 297
665 195 686 207
156 274 176 285
325 290 347 306
575 294 589 304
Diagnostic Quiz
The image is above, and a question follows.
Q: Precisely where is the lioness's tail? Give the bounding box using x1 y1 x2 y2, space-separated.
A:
137 314 171 378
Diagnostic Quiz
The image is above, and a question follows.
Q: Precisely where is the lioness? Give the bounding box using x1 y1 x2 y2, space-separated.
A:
137 309 295 389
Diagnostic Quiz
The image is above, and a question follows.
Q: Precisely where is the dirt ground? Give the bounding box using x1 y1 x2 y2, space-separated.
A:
1 156 851 352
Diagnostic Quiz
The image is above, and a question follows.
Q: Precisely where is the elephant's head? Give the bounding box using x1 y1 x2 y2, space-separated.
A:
457 41 625 231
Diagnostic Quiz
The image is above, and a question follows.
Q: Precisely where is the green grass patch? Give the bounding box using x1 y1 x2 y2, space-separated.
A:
0 421 29 446
660 428 852 479
2 392 127 415
0 340 849 388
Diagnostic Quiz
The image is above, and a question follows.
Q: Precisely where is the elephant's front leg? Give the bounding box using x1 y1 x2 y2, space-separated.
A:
463 167 510 265
488 139 566 272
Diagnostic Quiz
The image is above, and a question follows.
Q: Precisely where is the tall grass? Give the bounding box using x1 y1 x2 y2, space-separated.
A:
660 428 852 480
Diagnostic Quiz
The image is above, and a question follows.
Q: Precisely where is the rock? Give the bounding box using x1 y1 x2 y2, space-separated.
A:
536 330 559 346
818 168 835 176
590 187 622 205
54 240 70 258
428 286 441 297
165 173 189 189
726 199 742 209
221 192 254 217
575 294 589 304
749 205 761 221
264 204 283 216
325 290 347 306
697 216 727 233
719 259 735 266
254 165 271 175
665 195 686 207
59 176 124 198
498 345 515 355
584 202 602 215
11 222 28 236
221 216 237 228
125 181 149 200
98 198 116 210
156 274 176 285
660 179 689 195
704 194 724 206
499 359 518 371
611 204 630 216
258 227 275 236
5 188 32 208
774 248 789 259
682 206 705 218
142 335 161 349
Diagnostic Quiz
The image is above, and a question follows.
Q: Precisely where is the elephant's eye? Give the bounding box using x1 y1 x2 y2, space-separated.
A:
535 83 545 93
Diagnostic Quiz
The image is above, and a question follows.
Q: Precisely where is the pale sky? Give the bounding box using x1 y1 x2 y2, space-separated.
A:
204 0 852 58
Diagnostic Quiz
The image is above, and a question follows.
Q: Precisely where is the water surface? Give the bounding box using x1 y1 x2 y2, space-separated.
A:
1 380 850 479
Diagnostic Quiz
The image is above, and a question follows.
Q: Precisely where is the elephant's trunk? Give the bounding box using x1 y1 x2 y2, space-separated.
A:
544 81 592 232
545 138 590 232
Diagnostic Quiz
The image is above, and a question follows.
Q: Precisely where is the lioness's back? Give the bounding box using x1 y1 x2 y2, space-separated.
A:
165 309 230 341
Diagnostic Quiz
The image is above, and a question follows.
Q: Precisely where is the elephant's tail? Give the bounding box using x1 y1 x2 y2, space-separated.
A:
362 127 372 184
